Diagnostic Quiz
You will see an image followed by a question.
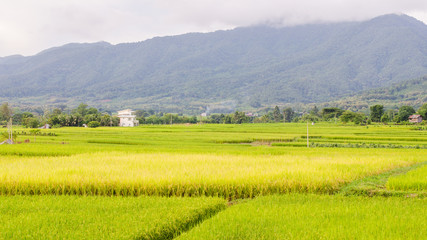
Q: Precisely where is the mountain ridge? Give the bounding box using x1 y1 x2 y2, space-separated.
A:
1 14 426 113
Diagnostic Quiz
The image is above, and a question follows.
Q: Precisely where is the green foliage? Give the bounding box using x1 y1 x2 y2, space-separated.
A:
340 111 365 124
370 105 384 122
300 114 319 122
29 129 41 143
323 76 427 112
381 113 390 123
87 121 100 128
418 103 427 119
0 102 12 122
22 117 40 128
283 107 295 122
272 106 282 122
73 103 89 116
320 107 344 121
310 106 319 116
398 105 416 122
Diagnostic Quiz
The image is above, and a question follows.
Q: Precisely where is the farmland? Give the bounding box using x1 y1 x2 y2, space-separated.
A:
0 123 426 239
0 195 225 240
177 194 427 240
387 163 427 192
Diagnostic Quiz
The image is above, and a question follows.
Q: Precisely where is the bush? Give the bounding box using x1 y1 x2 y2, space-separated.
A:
87 121 100 128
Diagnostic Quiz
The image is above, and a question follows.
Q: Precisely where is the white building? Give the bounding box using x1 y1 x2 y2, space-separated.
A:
118 109 139 127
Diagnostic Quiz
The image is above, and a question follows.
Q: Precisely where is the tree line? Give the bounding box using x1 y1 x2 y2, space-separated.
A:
1 102 426 128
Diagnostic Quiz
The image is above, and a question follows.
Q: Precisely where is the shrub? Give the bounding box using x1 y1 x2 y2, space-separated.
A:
87 121 100 128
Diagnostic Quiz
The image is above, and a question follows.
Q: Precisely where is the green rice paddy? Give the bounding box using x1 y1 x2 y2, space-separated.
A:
387 163 427 192
177 194 427 240
0 123 425 239
0 195 225 240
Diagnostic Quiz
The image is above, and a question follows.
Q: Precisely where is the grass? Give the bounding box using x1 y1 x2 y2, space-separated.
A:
387 164 427 192
0 148 424 198
0 195 226 240
176 194 427 240
339 161 427 197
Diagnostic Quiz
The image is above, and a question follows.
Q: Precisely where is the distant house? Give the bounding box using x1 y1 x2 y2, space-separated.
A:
118 109 139 127
39 124 50 129
408 114 423 123
245 112 259 117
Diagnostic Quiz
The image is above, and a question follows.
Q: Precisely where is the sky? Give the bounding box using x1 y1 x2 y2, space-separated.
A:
1 0 427 57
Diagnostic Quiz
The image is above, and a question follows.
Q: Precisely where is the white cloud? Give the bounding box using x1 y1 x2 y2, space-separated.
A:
1 0 427 56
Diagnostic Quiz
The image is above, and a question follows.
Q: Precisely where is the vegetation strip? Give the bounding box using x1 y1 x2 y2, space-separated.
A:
1 149 424 198
176 194 427 240
0 195 226 240
339 161 427 197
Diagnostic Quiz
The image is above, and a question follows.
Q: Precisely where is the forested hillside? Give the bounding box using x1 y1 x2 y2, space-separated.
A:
318 76 427 112
1 14 427 113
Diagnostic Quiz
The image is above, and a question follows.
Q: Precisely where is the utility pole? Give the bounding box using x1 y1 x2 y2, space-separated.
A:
307 120 309 148
7 118 13 144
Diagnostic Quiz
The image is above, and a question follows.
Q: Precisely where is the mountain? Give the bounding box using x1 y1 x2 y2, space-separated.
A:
1 14 427 113
316 75 427 112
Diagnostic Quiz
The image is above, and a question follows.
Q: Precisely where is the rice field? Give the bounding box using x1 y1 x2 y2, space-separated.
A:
386 164 427 192
0 148 424 198
177 194 427 240
3 123 426 157
0 195 226 240
0 123 426 239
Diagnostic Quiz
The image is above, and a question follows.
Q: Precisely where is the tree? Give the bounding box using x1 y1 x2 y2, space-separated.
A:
232 111 247 124
22 117 40 128
339 111 354 124
301 114 319 122
418 103 427 119
51 108 62 116
73 103 88 117
398 106 416 122
384 109 397 122
320 107 344 121
12 112 33 125
273 106 282 122
340 111 365 124
0 102 12 122
380 114 390 123
283 107 295 123
310 106 319 116
353 113 365 125
48 116 61 126
87 121 100 128
29 129 41 143
370 105 384 122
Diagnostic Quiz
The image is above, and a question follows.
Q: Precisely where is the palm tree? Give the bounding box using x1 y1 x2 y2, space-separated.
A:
29 129 41 143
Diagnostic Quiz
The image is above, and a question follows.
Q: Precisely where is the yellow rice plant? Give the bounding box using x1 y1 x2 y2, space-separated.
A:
0 148 425 199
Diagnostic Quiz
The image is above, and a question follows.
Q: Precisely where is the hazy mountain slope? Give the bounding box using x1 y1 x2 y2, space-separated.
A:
1 14 427 112
321 75 427 111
